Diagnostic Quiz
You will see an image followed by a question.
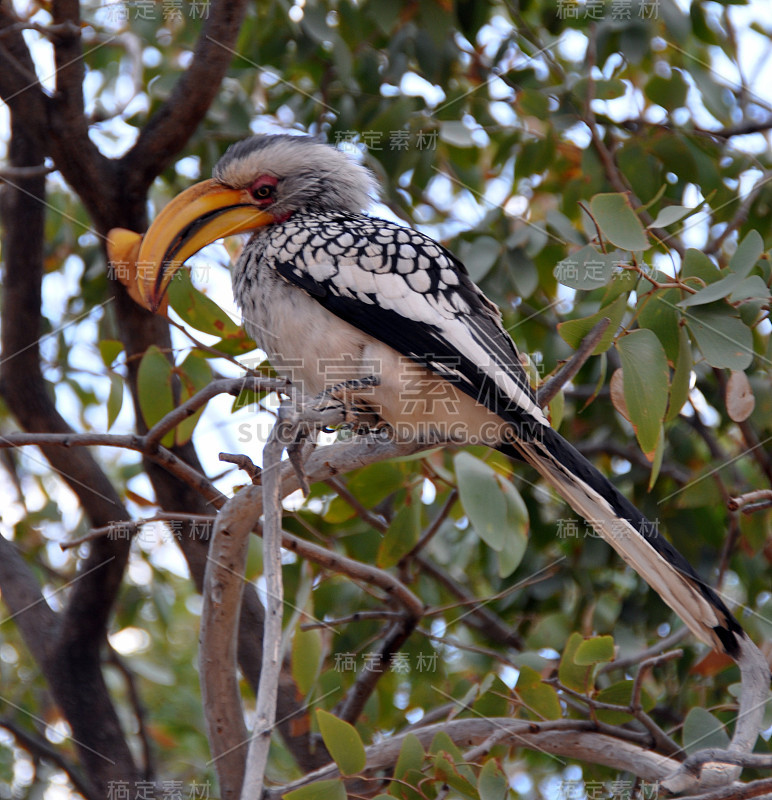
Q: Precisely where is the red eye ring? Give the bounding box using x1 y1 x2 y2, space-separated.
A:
249 175 278 206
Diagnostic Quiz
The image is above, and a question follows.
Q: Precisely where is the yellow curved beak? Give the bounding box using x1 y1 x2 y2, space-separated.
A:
135 179 274 312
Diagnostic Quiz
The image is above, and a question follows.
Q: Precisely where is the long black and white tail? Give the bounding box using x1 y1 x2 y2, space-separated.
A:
503 425 744 657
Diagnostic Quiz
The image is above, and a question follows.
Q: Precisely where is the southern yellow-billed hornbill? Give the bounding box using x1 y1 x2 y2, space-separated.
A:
131 133 749 660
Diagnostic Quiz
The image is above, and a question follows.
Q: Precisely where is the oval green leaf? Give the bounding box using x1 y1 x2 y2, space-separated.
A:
682 707 730 754
167 266 241 337
516 664 561 720
377 500 420 569
137 345 175 446
292 624 323 696
573 635 615 665
559 632 594 693
728 230 763 279
174 352 213 445
558 293 628 355
589 193 649 252
454 452 506 551
283 779 347 800
394 732 424 780
316 710 366 776
685 306 754 370
666 326 693 423
553 244 617 290
478 759 508 800
107 373 124 430
616 330 669 454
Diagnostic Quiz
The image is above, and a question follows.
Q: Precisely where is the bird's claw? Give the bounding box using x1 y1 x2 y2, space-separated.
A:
311 376 381 433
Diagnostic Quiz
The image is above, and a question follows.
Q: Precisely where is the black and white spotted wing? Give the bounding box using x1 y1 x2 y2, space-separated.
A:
251 210 745 655
257 211 549 433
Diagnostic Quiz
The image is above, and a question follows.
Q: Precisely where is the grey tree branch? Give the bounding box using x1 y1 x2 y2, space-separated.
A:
263 717 698 798
200 412 428 798
240 401 296 800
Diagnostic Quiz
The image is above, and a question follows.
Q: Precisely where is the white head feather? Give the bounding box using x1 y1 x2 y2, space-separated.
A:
213 134 377 217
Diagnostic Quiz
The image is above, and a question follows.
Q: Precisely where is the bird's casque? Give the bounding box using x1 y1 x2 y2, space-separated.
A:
132 132 748 660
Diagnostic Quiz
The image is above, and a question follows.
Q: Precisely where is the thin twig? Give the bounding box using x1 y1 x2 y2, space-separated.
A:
399 488 458 565
240 401 296 799
537 318 611 406
106 649 156 781
728 490 772 513
0 717 97 800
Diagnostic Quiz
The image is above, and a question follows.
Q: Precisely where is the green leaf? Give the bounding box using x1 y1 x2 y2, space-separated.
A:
589 193 649 252
316 710 366 776
99 339 124 367
209 327 258 356
439 120 475 148
497 478 529 578
137 345 175 446
377 500 420 568
429 731 466 763
667 326 693 423
478 759 508 800
454 452 506 551
679 272 744 308
686 306 754 370
637 286 682 363
517 88 549 118
283 779 347 800
292 624 323 696
573 635 615 665
433 753 478 798
553 245 618 290
107 373 124 430
647 204 693 229
595 680 655 725
682 248 720 285
573 77 626 102
167 267 241 337
559 633 594 693
174 352 213 445
457 236 501 283
558 293 628 355
682 707 731 754
516 664 561 720
394 733 424 780
728 230 764 278
616 330 669 455
648 425 665 489
644 70 688 110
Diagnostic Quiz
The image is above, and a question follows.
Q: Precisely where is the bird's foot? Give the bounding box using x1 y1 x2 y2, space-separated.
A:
312 376 382 434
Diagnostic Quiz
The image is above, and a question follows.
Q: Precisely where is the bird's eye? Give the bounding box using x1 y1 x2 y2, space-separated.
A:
251 183 275 201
